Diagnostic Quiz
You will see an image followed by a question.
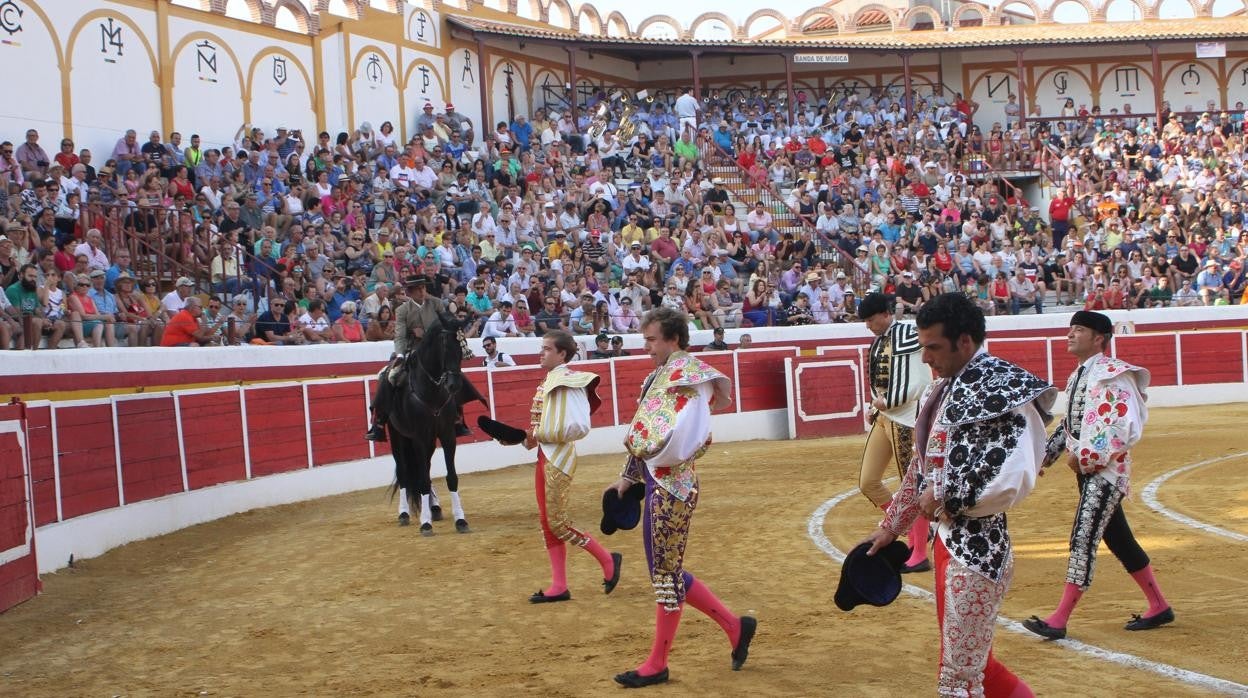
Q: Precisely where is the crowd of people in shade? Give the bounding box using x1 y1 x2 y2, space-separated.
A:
1 86 1246 348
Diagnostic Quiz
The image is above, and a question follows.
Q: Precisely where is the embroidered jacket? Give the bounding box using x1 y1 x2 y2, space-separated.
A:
883 351 1057 582
531 365 602 476
869 320 932 428
1043 353 1148 495
622 352 729 502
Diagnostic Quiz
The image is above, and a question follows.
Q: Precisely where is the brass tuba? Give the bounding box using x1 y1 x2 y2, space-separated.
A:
587 98 611 141
615 90 641 143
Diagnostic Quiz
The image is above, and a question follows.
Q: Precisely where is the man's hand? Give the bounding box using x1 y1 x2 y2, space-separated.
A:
918 485 950 523
860 527 898 556
607 477 632 498
1066 453 1080 473
871 397 887 411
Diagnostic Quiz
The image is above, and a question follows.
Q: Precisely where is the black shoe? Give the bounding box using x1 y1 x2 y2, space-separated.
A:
365 424 387 442
900 560 931 574
454 423 471 438
732 616 757 671
1022 615 1067 640
613 668 669 688
1125 607 1174 631
529 589 572 604
604 552 623 594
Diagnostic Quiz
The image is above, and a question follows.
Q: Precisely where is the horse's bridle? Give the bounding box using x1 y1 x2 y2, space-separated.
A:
410 328 460 417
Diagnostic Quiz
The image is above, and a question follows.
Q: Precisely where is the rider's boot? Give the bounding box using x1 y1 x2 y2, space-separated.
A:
454 406 471 438
365 409 388 442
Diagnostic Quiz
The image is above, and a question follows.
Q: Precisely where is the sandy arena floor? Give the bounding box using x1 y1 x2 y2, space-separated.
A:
1 405 1245 697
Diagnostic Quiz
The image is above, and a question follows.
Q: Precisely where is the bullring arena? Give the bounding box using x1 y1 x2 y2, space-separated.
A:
4 0 1248 694
3 310 1248 695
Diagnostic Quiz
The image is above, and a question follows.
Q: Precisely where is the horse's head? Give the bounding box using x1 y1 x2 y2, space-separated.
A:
416 315 464 381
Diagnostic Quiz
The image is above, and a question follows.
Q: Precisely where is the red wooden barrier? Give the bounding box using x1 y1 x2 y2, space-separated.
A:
245 385 308 477
307 382 371 467
180 391 247 489
1115 335 1179 387
23 405 57 527
987 338 1052 384
1180 332 1244 385
487 367 546 432
54 403 119 519
736 348 799 412
116 396 183 504
787 356 866 439
0 404 38 613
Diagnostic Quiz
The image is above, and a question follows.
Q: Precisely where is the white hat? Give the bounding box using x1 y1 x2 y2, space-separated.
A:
176 276 194 287
712 177 725 185
835 271 846 279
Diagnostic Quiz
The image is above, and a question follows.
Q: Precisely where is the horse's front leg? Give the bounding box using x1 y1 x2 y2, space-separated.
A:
443 434 469 533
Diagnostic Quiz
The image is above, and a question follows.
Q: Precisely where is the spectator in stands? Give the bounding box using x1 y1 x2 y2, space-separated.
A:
160 296 221 347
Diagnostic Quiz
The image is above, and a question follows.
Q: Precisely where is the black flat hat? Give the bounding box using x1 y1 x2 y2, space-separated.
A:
600 480 646 535
477 416 527 446
834 540 911 612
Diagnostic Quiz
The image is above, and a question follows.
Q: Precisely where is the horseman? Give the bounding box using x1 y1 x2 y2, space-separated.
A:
366 275 477 441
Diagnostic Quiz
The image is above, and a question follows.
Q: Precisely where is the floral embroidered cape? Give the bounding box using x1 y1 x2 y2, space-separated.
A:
623 352 729 501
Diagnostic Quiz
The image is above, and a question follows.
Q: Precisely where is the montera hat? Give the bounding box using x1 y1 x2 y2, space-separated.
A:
476 416 527 446
856 292 893 320
1070 310 1113 336
600 478 646 535
834 541 910 611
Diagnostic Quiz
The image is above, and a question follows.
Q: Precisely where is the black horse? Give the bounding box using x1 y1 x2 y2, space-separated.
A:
388 316 487 536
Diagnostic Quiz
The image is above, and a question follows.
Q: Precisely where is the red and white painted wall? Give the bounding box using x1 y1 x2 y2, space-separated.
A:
0 305 1245 613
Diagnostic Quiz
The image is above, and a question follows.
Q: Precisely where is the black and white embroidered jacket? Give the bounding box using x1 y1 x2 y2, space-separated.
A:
868 321 932 428
883 350 1057 581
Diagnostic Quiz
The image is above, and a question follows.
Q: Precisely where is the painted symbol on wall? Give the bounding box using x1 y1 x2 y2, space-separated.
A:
1114 67 1140 94
1241 67 1248 87
365 53 383 84
1052 71 1069 96
272 56 288 86
1180 64 1201 87
195 39 217 82
0 0 23 37
985 74 1010 99
461 49 474 86
99 17 123 58
413 10 428 40
417 65 431 95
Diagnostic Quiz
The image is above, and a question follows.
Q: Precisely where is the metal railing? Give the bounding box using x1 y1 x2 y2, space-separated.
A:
85 203 206 293
696 138 873 295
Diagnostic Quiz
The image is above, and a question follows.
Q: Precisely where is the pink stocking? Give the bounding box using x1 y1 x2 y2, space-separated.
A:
544 543 568 596
1130 566 1169 616
683 577 742 646
581 536 615 578
905 517 929 566
1043 583 1083 629
636 604 682 677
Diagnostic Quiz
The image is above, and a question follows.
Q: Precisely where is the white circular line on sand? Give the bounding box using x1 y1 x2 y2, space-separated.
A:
807 485 1248 696
1141 451 1248 544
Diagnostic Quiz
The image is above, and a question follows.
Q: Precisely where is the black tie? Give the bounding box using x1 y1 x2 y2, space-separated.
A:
1066 365 1086 429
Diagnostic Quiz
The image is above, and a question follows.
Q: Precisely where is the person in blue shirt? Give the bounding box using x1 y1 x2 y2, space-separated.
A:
510 115 533 152
713 122 734 155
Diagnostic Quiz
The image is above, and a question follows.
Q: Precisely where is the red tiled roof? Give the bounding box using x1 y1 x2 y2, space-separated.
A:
805 10 890 32
446 15 1248 50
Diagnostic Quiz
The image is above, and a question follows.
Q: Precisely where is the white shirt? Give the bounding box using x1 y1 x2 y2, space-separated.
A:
161 290 187 315
482 310 518 339
483 350 517 368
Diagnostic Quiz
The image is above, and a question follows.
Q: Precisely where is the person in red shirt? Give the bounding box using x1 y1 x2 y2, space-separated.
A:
1048 189 1076 249
805 135 827 156
54 138 80 171
160 296 215 347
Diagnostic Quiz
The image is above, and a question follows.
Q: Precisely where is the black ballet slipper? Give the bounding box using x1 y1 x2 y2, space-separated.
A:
1125 607 1174 631
1023 615 1067 640
732 616 757 671
528 589 572 604
614 668 669 688
603 552 623 595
